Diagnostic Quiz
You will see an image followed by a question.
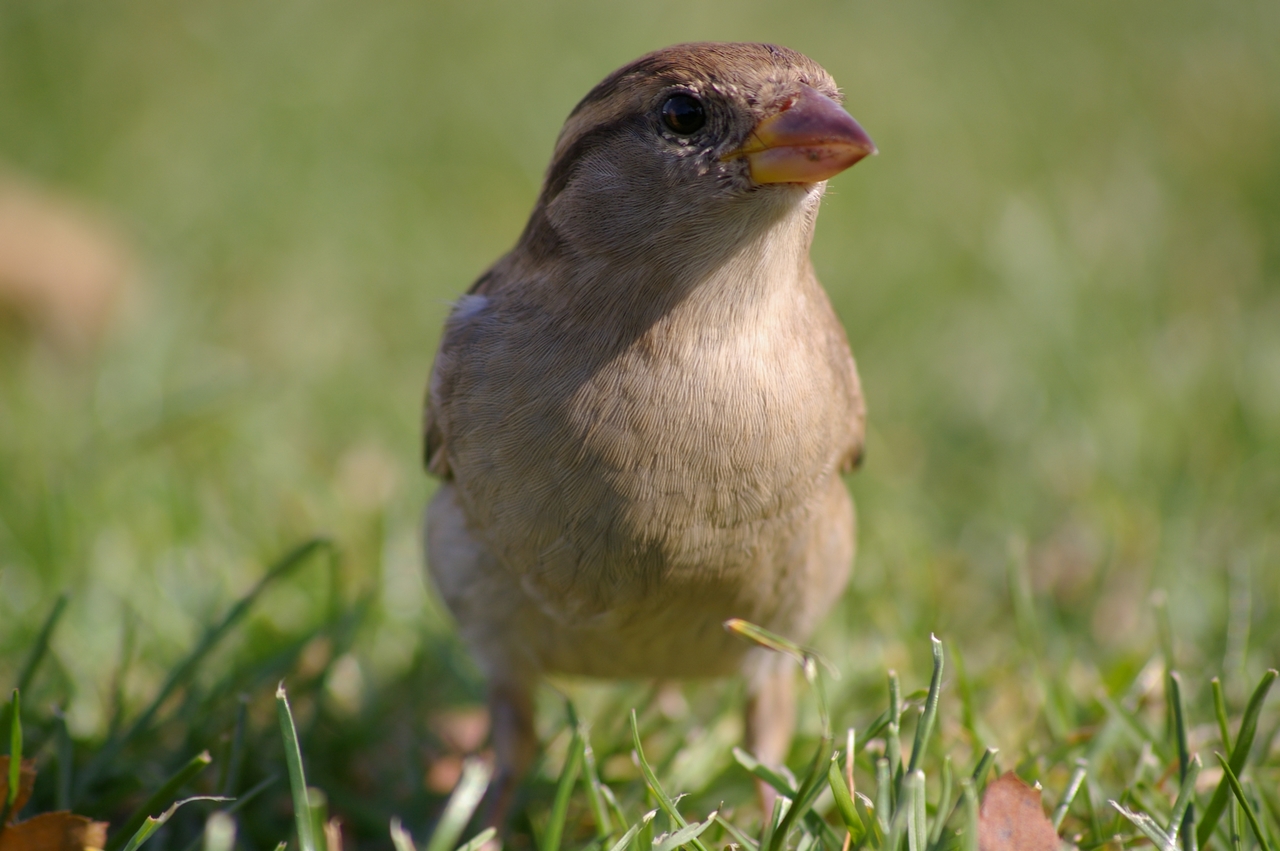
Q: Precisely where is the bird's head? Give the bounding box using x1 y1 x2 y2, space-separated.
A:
519 43 875 272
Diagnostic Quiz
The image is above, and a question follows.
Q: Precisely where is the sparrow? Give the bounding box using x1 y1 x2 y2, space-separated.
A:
423 42 873 811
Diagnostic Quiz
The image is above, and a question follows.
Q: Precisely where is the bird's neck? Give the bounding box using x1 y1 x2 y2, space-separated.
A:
547 185 824 331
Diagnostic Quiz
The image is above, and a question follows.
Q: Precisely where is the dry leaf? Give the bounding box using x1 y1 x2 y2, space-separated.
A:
429 707 489 754
0 757 109 851
978 771 1063 851
0 172 134 352
323 817 343 851
425 754 465 794
0 812 108 851
0 758 37 821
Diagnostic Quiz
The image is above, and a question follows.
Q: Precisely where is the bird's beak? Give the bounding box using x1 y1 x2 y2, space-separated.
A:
726 86 877 185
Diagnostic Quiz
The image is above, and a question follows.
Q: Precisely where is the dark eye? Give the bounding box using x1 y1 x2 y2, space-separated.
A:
661 94 706 135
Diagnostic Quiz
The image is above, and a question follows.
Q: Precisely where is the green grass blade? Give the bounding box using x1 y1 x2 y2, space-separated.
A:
714 813 760 851
608 811 657 851
1197 668 1277 846
1214 753 1274 851
927 746 999 850
1167 754 1200 846
1153 591 1175 673
1009 543 1068 742
1168 672 1196 849
628 709 710 851
277 683 319 851
1109 801 1176 851
141 539 331 739
54 708 72 810
1218 798 1239 849
543 724 584 851
6 689 20 811
929 756 953 846
726 618 834 732
907 770 926 851
424 758 492 851
855 789 883 849
907 637 943 775
13 593 67 695
578 721 613 838
455 827 497 851
949 643 982 754
1169 672 1191 777
105 750 214 851
390 816 418 851
78 539 333 798
637 791 655 851
805 809 847 850
653 809 717 851
804 656 832 736
599 783 628 832
723 620 835 676
307 788 328 851
1082 777 1104 843
887 671 903 802
230 775 278 814
1096 688 1166 759
1052 759 1087 831
875 757 892 835
829 754 867 843
883 794 907 851
858 708 893 757
1211 678 1232 752
768 734 834 851
960 780 978 851
1228 798 1243 851
119 796 232 851
970 747 997 791
1261 786 1280 850
219 695 249 796
733 747 797 796
760 795 788 851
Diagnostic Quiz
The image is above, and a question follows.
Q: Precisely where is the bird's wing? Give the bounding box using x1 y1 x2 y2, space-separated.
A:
423 363 451 478
423 266 503 478
810 267 867 474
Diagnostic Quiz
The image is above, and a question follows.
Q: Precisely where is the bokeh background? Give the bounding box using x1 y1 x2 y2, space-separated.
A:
1 0 1277 845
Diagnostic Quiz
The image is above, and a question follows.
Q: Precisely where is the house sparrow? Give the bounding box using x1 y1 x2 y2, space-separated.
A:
423 42 873 811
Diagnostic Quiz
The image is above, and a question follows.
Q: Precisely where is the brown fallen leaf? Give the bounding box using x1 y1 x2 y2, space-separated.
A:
0 756 109 851
978 771 1065 851
0 171 135 353
429 706 489 754
0 757 37 819
323 817 343 851
0 812 109 851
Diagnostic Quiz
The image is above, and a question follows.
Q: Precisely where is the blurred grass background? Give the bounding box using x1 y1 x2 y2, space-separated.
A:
0 0 1277 846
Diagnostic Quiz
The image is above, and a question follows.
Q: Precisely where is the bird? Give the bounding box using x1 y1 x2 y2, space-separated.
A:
422 41 874 814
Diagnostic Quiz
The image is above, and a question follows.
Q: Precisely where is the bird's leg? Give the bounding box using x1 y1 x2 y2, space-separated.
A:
484 677 538 831
745 657 796 816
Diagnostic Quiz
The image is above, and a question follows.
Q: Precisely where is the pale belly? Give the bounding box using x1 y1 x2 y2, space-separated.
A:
428 470 854 680
431 282 861 679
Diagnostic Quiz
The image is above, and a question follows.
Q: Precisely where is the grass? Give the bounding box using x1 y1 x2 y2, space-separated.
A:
1 0 1279 849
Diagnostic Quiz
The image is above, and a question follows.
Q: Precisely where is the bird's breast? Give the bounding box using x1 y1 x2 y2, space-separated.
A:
446 273 858 626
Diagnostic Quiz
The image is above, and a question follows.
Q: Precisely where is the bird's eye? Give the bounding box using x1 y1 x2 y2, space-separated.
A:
661 94 706 135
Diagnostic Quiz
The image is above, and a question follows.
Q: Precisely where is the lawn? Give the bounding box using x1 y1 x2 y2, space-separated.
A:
0 0 1278 849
